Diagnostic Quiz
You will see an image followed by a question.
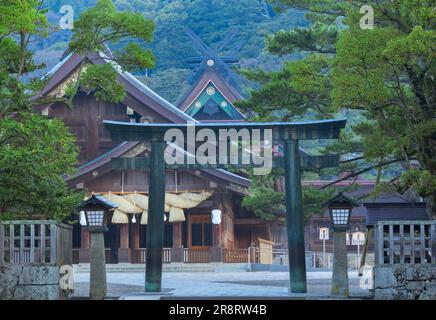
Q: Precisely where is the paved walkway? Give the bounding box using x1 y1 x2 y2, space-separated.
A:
73 271 372 299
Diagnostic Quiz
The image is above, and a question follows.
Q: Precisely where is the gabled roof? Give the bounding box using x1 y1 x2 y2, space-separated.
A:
36 51 250 189
177 68 246 121
183 80 245 121
364 202 429 226
66 141 250 190
77 194 118 210
324 192 359 208
34 51 195 123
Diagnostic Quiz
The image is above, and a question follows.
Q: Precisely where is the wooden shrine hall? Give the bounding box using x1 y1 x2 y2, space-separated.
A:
32 45 288 265
33 31 344 287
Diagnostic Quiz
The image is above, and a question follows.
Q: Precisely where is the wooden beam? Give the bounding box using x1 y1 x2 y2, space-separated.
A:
234 218 272 225
103 119 347 142
111 154 339 170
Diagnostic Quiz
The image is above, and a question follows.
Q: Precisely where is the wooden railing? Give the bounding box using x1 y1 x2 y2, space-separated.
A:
137 248 172 263
224 249 248 263
132 247 300 264
375 221 436 265
0 220 72 266
183 248 211 263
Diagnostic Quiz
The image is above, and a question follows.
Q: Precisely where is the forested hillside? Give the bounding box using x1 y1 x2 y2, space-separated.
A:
33 0 307 102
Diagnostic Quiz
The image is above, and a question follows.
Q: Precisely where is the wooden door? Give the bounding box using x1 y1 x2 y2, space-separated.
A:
188 215 213 249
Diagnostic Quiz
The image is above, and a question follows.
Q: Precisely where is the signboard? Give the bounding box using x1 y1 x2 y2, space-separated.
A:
319 227 329 240
352 231 365 246
258 238 274 264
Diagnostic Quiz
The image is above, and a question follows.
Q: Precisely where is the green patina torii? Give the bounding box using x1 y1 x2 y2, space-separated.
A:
104 119 347 293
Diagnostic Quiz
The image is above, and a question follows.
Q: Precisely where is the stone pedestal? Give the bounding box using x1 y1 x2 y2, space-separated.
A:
374 264 436 299
0 265 69 300
90 232 107 300
331 231 349 298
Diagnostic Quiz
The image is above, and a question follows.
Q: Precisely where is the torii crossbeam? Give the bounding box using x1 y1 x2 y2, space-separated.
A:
104 119 347 294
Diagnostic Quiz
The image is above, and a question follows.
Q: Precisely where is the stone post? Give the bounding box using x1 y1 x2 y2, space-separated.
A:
90 230 107 300
331 231 349 298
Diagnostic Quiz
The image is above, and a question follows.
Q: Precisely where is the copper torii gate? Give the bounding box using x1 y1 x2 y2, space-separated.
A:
104 119 347 293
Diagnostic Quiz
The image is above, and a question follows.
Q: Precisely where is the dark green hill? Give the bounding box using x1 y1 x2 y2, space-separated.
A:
33 0 307 103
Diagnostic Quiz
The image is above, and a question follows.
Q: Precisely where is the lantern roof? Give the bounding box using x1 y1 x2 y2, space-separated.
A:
324 192 359 208
77 194 118 210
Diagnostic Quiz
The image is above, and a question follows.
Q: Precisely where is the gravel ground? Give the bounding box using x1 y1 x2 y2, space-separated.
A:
72 271 372 299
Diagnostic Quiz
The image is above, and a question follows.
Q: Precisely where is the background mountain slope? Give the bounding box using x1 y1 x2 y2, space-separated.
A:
33 0 307 102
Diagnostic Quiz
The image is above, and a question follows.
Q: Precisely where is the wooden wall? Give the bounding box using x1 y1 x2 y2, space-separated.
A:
50 91 168 165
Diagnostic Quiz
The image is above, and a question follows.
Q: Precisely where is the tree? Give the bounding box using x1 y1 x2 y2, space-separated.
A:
0 114 82 220
22 0 309 103
238 0 436 216
0 0 49 117
241 170 337 221
0 1 81 220
331 2 436 212
65 0 156 103
0 0 158 220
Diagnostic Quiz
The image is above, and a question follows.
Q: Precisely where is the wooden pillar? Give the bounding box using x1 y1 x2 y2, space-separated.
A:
145 135 166 292
215 194 225 248
266 223 273 242
132 222 140 249
118 224 131 263
284 139 307 293
172 222 184 263
212 223 222 248
79 229 90 263
81 229 90 248
172 222 183 249
120 224 129 248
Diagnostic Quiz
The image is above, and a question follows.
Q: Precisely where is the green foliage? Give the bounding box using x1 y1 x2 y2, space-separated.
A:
0 1 84 221
241 169 336 221
68 0 155 54
240 0 436 217
33 0 308 103
0 1 50 117
67 0 156 103
332 3 436 206
139 67 192 104
115 42 155 72
301 186 336 221
80 63 126 103
0 0 48 37
0 114 83 220
242 172 285 220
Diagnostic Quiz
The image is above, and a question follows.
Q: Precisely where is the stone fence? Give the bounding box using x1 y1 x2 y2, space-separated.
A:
0 220 73 300
373 220 436 299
